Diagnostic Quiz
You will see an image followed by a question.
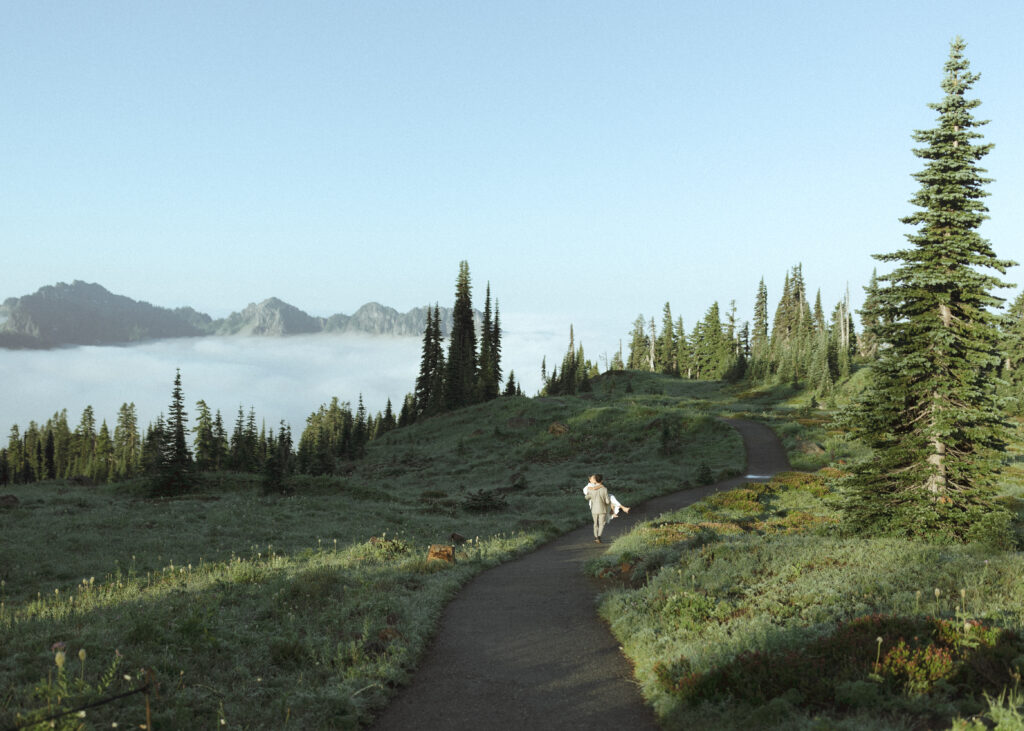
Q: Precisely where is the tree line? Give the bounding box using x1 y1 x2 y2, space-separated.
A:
0 261 511 490
615 262 859 399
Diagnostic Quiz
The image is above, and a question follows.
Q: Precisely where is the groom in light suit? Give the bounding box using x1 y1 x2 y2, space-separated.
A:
588 477 611 544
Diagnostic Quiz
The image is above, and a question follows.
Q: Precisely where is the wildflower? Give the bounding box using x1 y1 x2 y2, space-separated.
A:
79 648 87 662
934 588 941 598
50 641 66 651
55 650 66 670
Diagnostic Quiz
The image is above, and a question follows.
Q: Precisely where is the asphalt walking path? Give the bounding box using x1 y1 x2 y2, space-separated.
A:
372 418 791 730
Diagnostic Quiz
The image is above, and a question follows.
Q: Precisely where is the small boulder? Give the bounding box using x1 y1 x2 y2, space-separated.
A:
548 422 569 436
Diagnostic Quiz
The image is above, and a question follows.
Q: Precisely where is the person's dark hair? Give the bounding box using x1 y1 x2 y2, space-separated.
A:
592 473 603 483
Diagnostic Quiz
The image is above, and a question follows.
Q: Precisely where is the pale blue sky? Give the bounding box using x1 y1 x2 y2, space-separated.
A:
4 1 1024 353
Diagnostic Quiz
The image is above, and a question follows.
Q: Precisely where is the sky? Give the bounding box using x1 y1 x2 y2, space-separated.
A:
4 1 1024 356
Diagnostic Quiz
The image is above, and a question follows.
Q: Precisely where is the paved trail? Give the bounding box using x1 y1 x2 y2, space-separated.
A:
373 419 790 730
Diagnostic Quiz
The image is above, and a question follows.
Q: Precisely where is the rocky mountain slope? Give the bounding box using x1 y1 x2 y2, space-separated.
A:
0 281 467 348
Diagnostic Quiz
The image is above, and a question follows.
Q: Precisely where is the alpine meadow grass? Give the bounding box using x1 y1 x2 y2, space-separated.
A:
0 374 745 728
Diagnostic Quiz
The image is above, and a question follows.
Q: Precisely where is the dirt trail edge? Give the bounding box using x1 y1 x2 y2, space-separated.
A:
372 418 790 730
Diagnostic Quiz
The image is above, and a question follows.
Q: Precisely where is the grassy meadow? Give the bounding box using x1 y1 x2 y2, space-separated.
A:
0 372 746 729
588 405 1024 728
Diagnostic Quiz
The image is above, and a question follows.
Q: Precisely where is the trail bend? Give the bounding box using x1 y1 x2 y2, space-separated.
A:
372 418 790 730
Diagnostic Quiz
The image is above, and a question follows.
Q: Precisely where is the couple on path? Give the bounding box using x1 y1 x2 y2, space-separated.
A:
584 474 629 544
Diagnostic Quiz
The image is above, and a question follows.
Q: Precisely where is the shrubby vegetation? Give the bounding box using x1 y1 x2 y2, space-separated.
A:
590 465 1024 729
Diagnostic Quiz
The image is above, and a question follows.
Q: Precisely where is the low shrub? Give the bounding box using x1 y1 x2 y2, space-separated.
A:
654 614 1024 716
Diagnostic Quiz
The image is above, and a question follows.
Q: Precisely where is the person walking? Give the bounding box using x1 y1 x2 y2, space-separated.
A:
583 475 630 519
587 476 612 544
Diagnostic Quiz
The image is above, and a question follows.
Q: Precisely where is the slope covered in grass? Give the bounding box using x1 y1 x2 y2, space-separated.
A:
0 373 744 729
589 467 1024 730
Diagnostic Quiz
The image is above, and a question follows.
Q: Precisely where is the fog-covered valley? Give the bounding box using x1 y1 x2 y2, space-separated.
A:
0 321 575 436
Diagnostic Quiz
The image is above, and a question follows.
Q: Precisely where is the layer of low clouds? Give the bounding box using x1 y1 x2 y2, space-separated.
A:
0 319 577 438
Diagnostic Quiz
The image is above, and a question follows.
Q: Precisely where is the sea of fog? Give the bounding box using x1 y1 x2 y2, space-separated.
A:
0 320 594 436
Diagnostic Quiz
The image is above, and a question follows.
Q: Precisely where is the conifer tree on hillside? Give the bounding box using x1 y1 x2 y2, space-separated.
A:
113 402 140 480
655 303 678 375
93 421 113 483
444 261 478 410
148 370 194 494
476 284 502 400
844 38 1014 543
415 304 446 417
858 269 884 359
490 298 503 392
626 315 650 370
193 400 217 471
771 265 813 384
503 370 519 396
749 278 771 380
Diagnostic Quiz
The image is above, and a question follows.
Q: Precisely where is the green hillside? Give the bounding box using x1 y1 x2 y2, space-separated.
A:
4 371 1022 729
0 372 746 729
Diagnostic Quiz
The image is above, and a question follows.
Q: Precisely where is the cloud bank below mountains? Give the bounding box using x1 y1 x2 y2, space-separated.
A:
0 321 576 436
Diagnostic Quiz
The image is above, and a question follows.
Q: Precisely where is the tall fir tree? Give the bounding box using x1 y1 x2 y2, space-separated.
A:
844 38 1014 543
476 283 501 400
113 402 140 480
626 315 650 370
415 304 446 416
444 261 478 410
151 368 194 494
193 400 217 471
655 302 678 375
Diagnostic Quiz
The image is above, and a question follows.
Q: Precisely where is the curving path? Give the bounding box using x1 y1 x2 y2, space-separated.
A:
372 418 790 730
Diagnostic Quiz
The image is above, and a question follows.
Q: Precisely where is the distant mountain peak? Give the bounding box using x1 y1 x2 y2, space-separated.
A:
0 282 474 349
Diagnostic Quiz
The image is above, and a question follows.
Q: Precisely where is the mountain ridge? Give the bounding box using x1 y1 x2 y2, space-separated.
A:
0 281 471 349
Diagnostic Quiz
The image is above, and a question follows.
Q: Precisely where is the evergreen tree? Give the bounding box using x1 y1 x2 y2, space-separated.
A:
748 278 770 381
858 268 885 359
73 405 96 478
844 39 1014 542
770 265 813 384
444 261 478 410
674 317 691 378
655 303 678 375
415 304 446 417
626 315 649 370
351 395 369 458
212 410 228 469
92 421 113 483
476 284 500 400
398 393 416 428
490 299 503 392
690 302 732 379
43 429 56 480
150 369 194 494
7 426 23 484
503 370 518 396
113 403 140 480
377 398 397 436
193 400 217 471
142 415 166 477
